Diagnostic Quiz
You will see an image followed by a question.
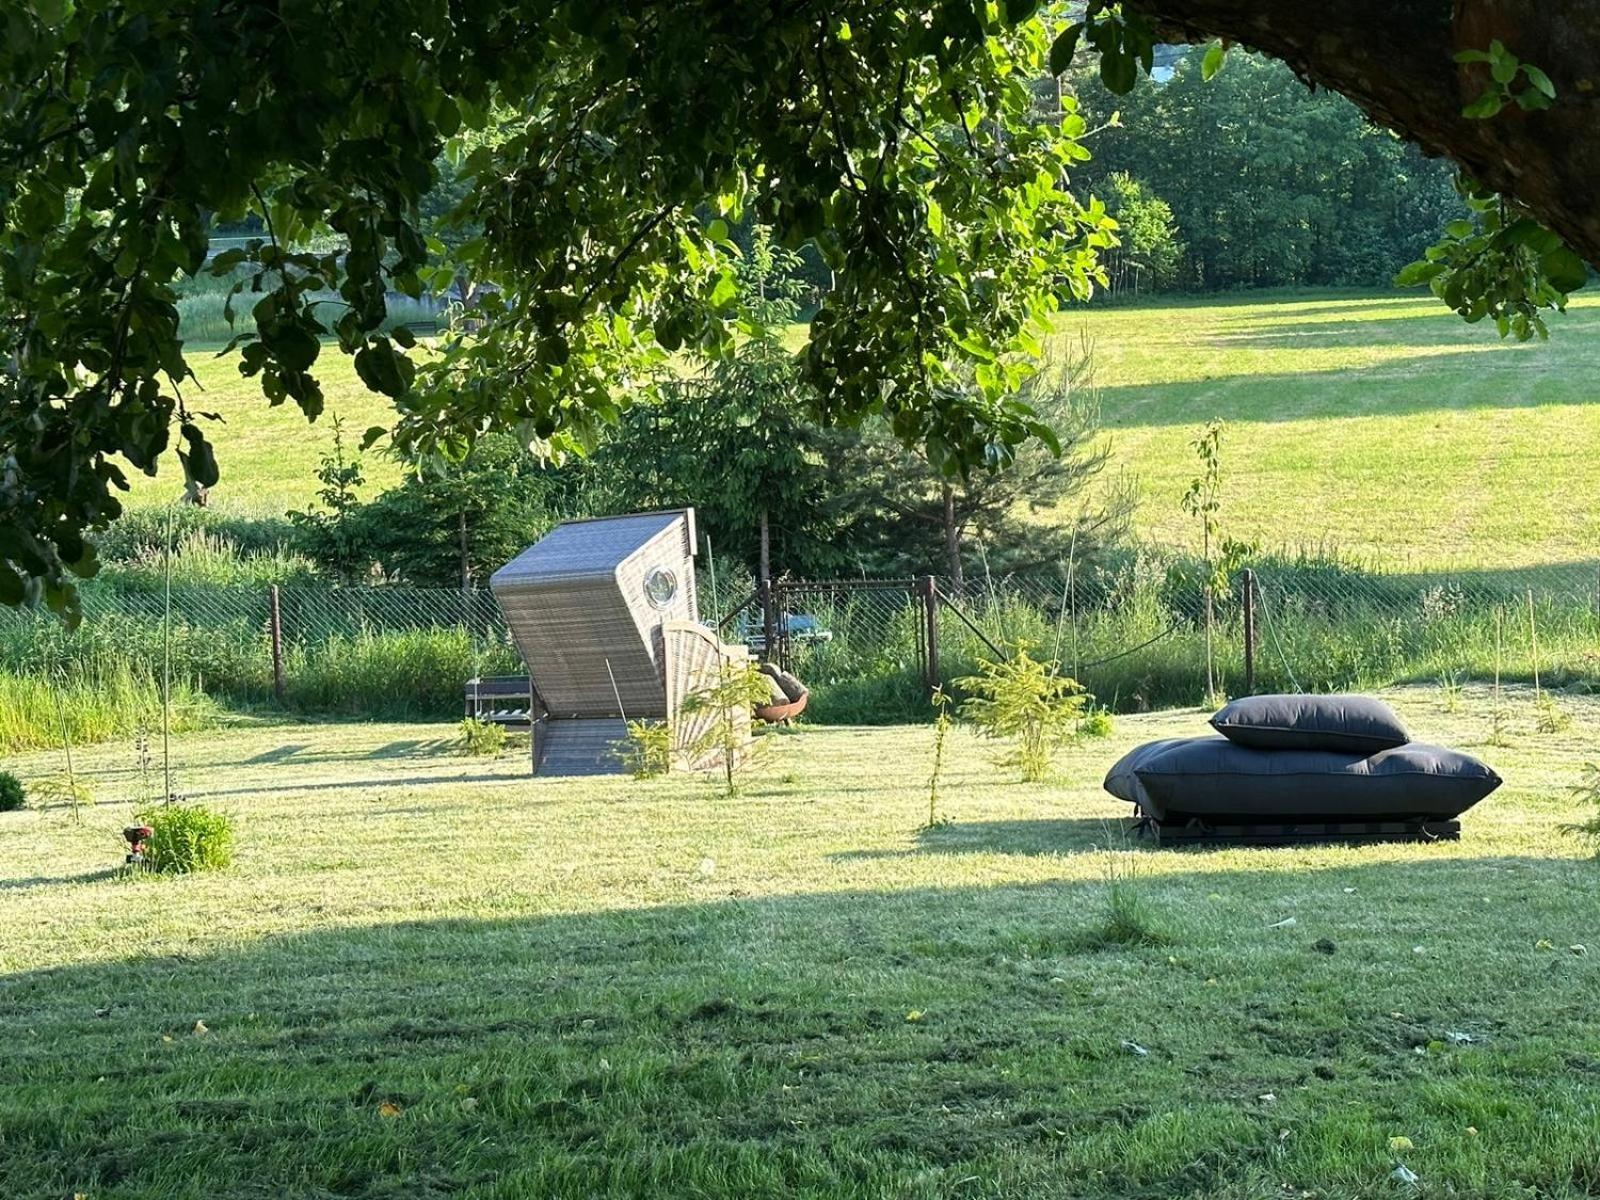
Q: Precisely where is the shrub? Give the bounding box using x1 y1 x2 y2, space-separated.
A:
458 717 508 757
682 661 773 796
615 720 673 779
140 803 235 873
1080 707 1115 738
0 772 24 812
30 773 94 818
1567 762 1600 855
958 646 1090 782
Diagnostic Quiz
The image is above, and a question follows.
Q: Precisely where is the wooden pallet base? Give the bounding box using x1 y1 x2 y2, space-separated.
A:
1140 818 1461 846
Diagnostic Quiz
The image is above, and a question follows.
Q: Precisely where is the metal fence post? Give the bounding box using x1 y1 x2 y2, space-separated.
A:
921 575 940 692
268 584 286 705
1241 568 1256 695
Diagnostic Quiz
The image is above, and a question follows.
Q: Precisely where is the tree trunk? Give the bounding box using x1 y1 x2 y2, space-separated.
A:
458 510 471 592
759 507 771 587
1131 0 1600 267
942 484 964 593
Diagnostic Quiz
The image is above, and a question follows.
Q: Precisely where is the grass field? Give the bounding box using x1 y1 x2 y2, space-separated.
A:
134 290 1600 571
4 687 1598 1198
1080 291 1600 569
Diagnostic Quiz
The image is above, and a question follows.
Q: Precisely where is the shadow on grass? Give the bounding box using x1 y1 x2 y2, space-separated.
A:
243 743 311 765
184 772 528 800
1096 344 1596 427
1 855 1596 1198
833 818 1135 860
0 867 123 892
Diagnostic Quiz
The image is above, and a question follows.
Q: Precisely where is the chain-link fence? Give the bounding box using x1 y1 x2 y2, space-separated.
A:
5 555 1600 728
732 555 1600 719
0 583 520 719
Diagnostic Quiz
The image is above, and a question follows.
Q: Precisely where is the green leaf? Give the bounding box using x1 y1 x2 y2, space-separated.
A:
1394 260 1447 287
1100 42 1138 95
354 339 414 398
178 425 220 488
1200 41 1227 82
1048 22 1083 75
709 271 739 310
1001 0 1040 24
1540 245 1589 293
1462 91 1504 120
1522 64 1556 98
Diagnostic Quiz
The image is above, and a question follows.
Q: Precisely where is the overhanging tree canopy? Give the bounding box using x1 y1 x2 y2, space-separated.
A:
0 0 1588 615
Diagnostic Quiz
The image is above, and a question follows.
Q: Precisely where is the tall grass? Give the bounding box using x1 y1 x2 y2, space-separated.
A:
99 530 320 590
285 627 520 717
781 550 1600 722
0 666 214 754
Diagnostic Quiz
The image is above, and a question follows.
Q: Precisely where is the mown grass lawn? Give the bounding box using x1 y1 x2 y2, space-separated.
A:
3 686 1597 1198
1080 291 1600 569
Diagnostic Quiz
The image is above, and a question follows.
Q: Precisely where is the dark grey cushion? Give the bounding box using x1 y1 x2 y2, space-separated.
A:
1103 738 1195 809
1123 736 1500 823
1210 694 1410 754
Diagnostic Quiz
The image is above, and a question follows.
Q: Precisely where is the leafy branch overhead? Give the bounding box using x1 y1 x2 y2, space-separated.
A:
0 0 1117 615
1 0 1595 615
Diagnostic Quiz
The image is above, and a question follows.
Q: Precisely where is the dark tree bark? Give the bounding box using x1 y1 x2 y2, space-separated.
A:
1129 0 1600 266
941 483 964 593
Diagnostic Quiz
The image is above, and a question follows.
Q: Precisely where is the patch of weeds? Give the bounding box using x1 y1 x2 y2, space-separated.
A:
614 719 672 779
0 770 24 812
458 717 508 758
1437 669 1462 714
1073 847 1169 950
1079 707 1115 738
139 802 235 873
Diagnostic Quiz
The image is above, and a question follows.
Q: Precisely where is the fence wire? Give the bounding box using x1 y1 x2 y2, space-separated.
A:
2 557 1598 720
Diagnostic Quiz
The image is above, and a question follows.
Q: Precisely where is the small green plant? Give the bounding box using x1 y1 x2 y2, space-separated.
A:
139 803 235 873
1526 590 1570 733
1076 845 1168 950
1455 40 1555 119
458 717 508 757
958 645 1090 783
1181 420 1255 702
1566 762 1600 854
1438 669 1463 714
0 771 24 812
923 686 954 829
31 773 94 814
1488 607 1512 748
615 719 673 779
683 660 773 796
1535 693 1571 734
1079 707 1115 738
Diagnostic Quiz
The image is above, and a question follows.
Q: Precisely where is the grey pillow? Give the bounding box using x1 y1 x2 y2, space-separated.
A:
1103 738 1195 809
1126 736 1500 823
1211 694 1409 754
